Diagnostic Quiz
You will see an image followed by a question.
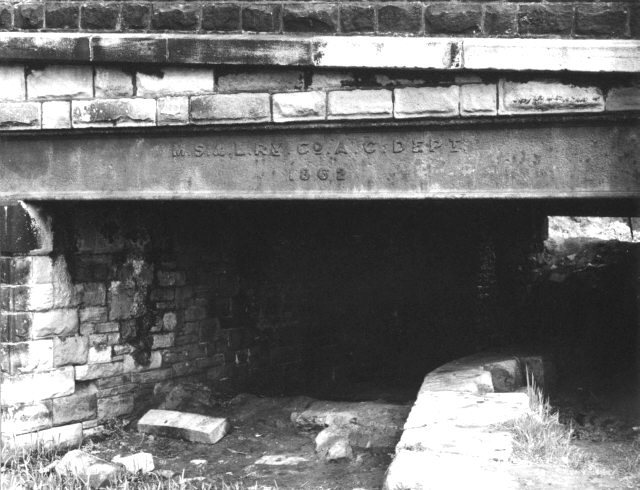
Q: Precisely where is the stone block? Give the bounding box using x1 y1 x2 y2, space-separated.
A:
340 5 375 33
484 5 516 36
131 367 173 384
27 65 92 99
157 96 189 126
152 333 174 350
123 351 162 372
89 333 121 348
80 306 108 324
575 4 628 38
30 256 53 284
460 84 497 116
53 335 89 366
108 282 135 320
273 91 326 122
79 283 107 307
378 4 422 34
98 393 134 421
136 68 213 97
1 400 53 435
75 361 124 381
1 366 75 404
162 312 178 331
52 382 97 425
1 312 32 342
95 67 133 98
42 100 71 129
45 3 79 30
88 345 113 364
606 86 640 111
151 5 199 31
425 4 482 35
31 309 79 339
190 93 271 124
499 80 604 115
394 86 459 119
328 90 392 120
309 71 355 90
53 450 124 487
0 101 40 130
156 270 186 287
121 4 151 30
242 4 281 33
5 339 54 374
283 4 338 33
2 422 82 451
184 305 206 322
72 99 156 128
217 69 304 93
95 322 120 334
202 4 240 31
81 4 119 30
518 5 573 36
112 452 154 473
138 409 230 444
0 64 25 101
14 4 44 29
0 5 11 29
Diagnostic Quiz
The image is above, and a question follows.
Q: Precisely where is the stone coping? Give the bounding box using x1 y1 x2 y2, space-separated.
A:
0 33 638 72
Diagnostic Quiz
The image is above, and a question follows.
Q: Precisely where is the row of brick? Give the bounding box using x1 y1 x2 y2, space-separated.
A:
0 2 637 38
0 81 637 130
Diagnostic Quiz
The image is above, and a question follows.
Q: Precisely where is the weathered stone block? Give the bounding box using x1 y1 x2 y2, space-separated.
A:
27 65 92 100
0 64 25 101
484 5 516 36
518 5 573 36
136 68 213 97
95 68 133 98
394 86 459 119
217 69 304 93
52 382 97 425
88 345 113 364
42 100 71 129
328 90 392 120
575 4 628 38
152 333 174 350
0 101 40 130
190 93 271 124
425 4 482 35
156 270 186 287
123 351 162 372
98 393 134 421
89 333 121 348
1 312 32 342
151 5 199 31
273 91 326 122
242 4 281 33
1 366 75 404
0 4 12 29
14 4 44 29
202 4 240 31
45 3 79 30
121 4 151 30
2 422 82 451
80 306 108 324
340 5 375 33
81 4 119 30
112 453 154 473
95 322 120 334
157 96 189 126
79 283 107 307
162 312 178 331
460 84 497 116
30 256 53 284
606 85 640 111
378 4 422 34
138 409 230 444
31 309 78 339
72 99 156 128
283 4 338 33
5 339 54 374
53 335 89 366
75 361 124 381
499 80 604 114
1 400 52 435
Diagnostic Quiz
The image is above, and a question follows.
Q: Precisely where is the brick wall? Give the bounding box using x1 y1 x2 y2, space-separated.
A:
0 2 637 38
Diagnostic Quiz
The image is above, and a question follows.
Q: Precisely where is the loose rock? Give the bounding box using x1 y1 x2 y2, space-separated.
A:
50 449 124 488
138 409 230 444
111 452 154 473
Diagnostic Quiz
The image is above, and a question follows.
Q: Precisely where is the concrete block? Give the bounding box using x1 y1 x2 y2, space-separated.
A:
138 409 230 444
42 100 71 129
499 80 604 114
273 91 326 122
217 69 303 93
136 67 213 97
460 84 497 116
5 339 54 374
52 382 97 425
98 393 134 421
0 64 26 101
1 422 83 451
157 96 189 126
1 366 75 404
190 93 271 124
75 361 124 381
72 98 156 128
606 85 640 112
327 90 393 120
27 65 92 99
31 309 79 339
394 86 459 119
95 67 133 98
0 101 40 130
53 335 89 366
1 400 53 435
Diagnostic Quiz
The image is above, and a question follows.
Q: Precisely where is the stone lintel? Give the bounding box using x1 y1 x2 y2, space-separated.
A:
0 33 637 72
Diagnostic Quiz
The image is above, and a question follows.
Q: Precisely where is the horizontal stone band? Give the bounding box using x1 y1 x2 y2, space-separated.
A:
0 33 638 72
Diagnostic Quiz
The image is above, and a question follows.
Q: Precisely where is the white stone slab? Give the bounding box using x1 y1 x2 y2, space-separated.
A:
137 409 230 444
